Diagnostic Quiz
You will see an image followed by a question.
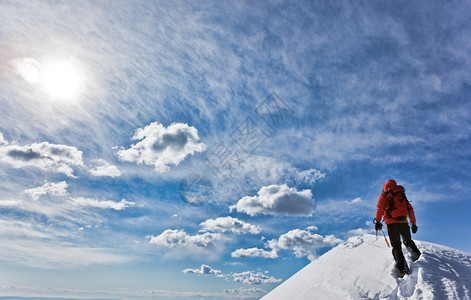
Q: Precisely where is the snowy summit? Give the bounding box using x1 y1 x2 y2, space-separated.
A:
263 234 471 300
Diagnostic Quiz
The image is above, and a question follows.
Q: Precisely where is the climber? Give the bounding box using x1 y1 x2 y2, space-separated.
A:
375 179 422 277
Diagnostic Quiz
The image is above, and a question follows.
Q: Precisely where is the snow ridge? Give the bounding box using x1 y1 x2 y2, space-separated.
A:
262 234 471 300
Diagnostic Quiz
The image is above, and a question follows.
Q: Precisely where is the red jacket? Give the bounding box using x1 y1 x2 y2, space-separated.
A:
375 179 416 225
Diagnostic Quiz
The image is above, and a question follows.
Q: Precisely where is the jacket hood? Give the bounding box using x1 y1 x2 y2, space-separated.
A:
383 179 397 192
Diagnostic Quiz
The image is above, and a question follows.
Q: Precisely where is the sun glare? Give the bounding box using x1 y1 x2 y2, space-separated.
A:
40 60 81 100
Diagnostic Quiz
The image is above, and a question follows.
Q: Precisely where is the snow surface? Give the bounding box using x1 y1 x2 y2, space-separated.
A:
262 234 471 300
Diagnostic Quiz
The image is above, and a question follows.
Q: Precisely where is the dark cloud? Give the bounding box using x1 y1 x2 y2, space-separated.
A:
0 135 83 177
152 131 189 152
7 148 42 161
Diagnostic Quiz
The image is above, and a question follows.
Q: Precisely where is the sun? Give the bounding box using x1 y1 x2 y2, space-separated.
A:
12 56 85 102
40 60 81 100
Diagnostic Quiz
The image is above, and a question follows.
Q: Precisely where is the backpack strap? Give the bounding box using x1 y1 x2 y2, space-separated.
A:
385 189 395 218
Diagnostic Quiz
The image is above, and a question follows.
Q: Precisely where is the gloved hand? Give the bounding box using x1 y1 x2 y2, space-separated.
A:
375 221 383 231
411 224 418 234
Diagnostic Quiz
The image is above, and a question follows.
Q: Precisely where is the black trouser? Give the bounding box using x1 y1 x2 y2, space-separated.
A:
387 223 421 271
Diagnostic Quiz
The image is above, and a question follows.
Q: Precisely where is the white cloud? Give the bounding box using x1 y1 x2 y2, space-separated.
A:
231 271 282 285
24 181 68 200
89 159 121 177
232 229 341 261
235 156 325 187
70 197 134 210
348 228 373 236
224 288 267 298
237 156 294 185
182 264 281 286
230 184 314 216
276 229 342 261
0 195 111 222
231 247 279 259
10 57 40 84
117 122 206 173
147 229 221 248
346 197 362 205
0 133 6 145
0 135 83 177
296 168 326 185
404 185 447 203
183 264 222 276
0 199 22 207
199 216 261 235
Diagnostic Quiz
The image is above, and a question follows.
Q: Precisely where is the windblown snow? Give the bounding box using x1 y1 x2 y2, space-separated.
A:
262 234 471 300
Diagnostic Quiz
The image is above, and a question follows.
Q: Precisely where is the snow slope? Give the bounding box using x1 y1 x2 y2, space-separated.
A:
262 234 471 300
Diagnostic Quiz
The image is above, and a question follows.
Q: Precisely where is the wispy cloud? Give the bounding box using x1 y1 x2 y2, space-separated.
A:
0 218 130 268
0 199 22 207
9 57 40 84
0 284 266 300
345 197 362 205
0 239 130 268
69 197 134 210
24 181 68 200
296 168 326 185
224 288 267 298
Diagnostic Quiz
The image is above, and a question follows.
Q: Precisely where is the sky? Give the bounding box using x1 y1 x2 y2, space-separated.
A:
0 0 470 299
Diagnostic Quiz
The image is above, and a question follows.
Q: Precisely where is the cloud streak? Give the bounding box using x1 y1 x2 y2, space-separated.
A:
69 197 134 210
24 181 68 200
0 218 130 268
0 238 130 268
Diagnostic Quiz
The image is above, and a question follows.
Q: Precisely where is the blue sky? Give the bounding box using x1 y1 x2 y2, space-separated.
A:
1 0 470 299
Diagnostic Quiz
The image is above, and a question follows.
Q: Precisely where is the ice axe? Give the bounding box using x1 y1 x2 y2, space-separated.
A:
373 218 390 247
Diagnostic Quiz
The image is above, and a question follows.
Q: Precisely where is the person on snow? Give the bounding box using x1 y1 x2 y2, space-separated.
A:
375 179 422 276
